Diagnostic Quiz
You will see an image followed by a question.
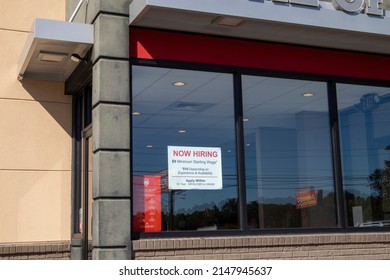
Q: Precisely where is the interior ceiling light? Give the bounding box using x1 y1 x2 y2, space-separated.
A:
243 118 249 122
173 81 186 87
37 51 68 63
132 111 141 115
213 16 244 27
146 145 153 148
178 129 187 133
302 92 315 97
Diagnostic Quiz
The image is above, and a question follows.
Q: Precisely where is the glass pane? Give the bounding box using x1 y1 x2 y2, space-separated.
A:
337 84 390 227
88 136 93 241
242 75 337 228
80 135 93 239
73 95 82 234
132 66 238 232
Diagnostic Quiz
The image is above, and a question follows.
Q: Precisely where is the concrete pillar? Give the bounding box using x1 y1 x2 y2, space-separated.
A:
67 0 132 260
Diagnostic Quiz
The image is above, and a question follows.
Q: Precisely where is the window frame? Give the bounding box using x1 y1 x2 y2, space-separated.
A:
130 48 390 240
71 85 93 258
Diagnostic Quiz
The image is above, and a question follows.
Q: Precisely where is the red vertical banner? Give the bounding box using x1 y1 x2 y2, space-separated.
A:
133 175 162 232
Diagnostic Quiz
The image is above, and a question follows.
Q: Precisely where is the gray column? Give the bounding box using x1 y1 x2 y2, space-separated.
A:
91 6 131 259
67 0 133 260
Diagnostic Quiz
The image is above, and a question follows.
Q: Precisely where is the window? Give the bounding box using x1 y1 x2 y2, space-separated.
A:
131 64 390 235
72 86 93 259
242 76 337 228
132 66 238 232
337 84 390 227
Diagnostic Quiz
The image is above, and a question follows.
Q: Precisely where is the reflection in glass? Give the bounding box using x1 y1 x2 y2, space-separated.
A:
132 66 238 231
242 76 337 228
337 84 390 227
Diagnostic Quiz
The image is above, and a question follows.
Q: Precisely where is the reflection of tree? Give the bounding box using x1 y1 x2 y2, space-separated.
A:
369 145 390 195
369 169 385 196
345 191 384 225
367 145 390 220
163 190 186 231
247 191 336 228
162 198 239 230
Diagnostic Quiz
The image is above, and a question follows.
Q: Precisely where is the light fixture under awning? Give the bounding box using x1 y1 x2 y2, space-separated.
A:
17 18 93 82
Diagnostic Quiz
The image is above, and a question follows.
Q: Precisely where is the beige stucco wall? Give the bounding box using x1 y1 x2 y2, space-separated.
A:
0 0 71 243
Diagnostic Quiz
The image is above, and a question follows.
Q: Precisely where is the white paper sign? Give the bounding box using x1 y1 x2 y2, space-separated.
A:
168 146 223 190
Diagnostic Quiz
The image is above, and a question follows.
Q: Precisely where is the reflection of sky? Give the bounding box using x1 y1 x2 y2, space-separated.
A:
337 86 390 198
242 76 334 202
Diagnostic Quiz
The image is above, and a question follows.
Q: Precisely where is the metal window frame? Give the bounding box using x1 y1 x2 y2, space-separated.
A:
71 86 93 258
129 57 390 240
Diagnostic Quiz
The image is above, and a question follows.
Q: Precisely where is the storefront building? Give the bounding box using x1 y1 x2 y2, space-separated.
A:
1 0 390 260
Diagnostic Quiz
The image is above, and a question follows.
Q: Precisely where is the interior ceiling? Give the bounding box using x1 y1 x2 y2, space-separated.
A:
132 67 390 142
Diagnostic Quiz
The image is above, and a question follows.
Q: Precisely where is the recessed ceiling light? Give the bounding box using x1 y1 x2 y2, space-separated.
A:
132 111 141 115
146 145 153 148
243 118 249 122
173 81 186 87
302 92 315 97
178 129 186 133
246 144 251 147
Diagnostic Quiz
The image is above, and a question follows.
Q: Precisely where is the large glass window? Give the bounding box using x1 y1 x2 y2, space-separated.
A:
132 66 238 232
131 64 390 234
337 84 390 227
242 76 337 228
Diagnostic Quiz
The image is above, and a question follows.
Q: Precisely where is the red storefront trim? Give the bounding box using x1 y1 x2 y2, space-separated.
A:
130 28 390 81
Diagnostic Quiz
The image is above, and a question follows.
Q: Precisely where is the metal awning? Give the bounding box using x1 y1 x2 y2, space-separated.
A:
129 0 390 55
17 18 93 82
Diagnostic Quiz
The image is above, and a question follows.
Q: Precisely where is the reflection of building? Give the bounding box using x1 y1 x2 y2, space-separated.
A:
1 0 390 260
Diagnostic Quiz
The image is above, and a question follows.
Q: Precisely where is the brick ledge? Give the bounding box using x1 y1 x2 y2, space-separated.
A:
0 241 70 260
132 232 390 251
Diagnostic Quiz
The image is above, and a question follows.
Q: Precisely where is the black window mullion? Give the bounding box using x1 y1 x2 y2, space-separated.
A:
83 86 92 127
234 73 248 231
72 95 82 234
327 80 346 229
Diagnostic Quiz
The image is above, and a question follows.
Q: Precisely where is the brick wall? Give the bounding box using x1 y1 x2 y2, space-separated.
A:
132 233 390 260
0 241 70 260
3 234 389 260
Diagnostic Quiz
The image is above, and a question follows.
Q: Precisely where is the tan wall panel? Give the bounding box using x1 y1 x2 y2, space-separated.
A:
0 30 70 103
0 1 71 244
0 170 70 243
0 0 66 31
0 99 71 171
